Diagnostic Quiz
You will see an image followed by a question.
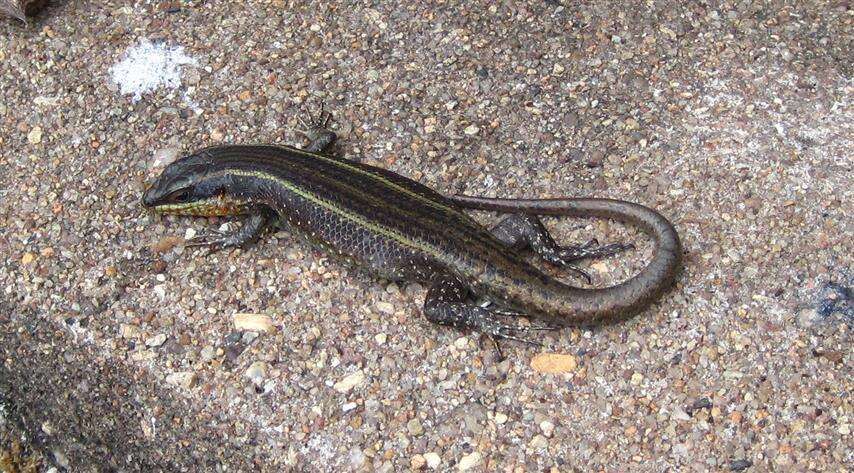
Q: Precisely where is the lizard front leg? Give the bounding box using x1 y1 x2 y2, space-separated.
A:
186 212 272 252
296 104 338 153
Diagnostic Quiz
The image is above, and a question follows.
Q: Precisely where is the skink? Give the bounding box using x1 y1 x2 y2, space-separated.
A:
142 111 681 344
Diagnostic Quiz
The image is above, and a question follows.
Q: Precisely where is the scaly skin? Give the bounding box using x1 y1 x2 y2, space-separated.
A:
142 112 682 343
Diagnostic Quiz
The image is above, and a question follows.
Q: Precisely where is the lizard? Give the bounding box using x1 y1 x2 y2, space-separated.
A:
141 109 681 346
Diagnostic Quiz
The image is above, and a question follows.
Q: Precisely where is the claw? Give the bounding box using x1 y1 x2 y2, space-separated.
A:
488 335 505 361
583 238 600 249
564 264 593 284
485 319 560 346
185 236 220 247
296 103 331 136
475 299 525 317
556 241 635 265
491 307 526 317
184 230 230 256
519 323 561 332
494 328 543 347
590 242 635 255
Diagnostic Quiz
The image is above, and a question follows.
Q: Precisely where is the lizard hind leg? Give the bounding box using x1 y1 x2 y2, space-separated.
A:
423 275 557 350
490 213 634 283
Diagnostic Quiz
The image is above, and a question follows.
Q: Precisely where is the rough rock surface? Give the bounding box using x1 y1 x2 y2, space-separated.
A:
1 1 850 471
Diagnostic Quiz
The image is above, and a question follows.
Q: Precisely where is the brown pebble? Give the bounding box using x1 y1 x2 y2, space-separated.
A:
152 260 168 273
816 350 843 364
150 237 183 254
531 353 578 374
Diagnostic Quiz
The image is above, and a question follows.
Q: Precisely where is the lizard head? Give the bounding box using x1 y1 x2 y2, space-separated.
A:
142 150 248 217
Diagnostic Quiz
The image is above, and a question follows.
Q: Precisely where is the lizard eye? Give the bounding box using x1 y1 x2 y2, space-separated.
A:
166 188 192 203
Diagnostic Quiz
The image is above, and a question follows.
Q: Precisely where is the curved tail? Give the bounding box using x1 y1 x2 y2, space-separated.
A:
449 195 682 324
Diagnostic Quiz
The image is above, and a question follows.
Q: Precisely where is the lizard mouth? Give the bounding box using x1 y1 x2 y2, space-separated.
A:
141 186 160 208
147 194 248 217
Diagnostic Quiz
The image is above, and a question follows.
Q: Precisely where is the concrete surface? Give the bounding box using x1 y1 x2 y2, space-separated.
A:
1 1 851 471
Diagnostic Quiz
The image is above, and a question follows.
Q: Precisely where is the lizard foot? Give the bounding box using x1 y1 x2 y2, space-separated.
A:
546 240 635 284
296 103 337 153
484 318 560 360
185 229 232 255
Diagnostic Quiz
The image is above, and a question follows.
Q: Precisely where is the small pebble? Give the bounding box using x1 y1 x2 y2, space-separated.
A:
457 452 481 471
410 454 426 470
233 313 275 332
530 353 577 373
245 361 267 384
165 371 197 389
530 434 549 450
376 301 395 314
407 418 424 436
145 334 167 347
151 147 180 167
333 370 366 393
423 452 441 469
540 420 555 437
27 126 43 144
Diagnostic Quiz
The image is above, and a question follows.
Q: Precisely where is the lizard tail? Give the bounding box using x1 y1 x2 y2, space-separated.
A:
449 195 682 324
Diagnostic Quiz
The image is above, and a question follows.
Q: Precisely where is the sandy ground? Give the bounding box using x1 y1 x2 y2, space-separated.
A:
1 1 851 471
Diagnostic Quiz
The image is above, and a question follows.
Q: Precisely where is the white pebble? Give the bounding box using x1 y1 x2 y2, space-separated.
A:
165 371 197 389
233 313 275 332
423 452 441 469
540 420 555 437
457 452 481 471
145 334 167 347
245 361 267 384
151 147 180 167
376 302 395 314
333 370 366 393
27 126 43 144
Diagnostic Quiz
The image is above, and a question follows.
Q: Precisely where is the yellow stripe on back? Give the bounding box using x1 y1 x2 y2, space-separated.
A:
277 146 474 223
224 169 446 260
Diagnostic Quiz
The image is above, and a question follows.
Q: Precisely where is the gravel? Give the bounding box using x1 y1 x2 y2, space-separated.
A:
1 1 851 471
